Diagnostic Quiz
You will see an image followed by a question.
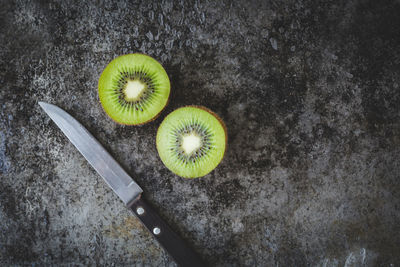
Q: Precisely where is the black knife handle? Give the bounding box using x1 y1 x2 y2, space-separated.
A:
128 196 205 267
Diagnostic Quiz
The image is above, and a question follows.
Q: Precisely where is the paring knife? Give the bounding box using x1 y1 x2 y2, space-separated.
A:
39 102 205 267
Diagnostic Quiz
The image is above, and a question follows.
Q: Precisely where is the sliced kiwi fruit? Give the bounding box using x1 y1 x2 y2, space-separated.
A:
98 54 170 125
156 106 227 178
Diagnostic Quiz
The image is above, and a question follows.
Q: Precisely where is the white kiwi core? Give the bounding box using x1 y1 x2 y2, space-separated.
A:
124 80 146 100
181 133 201 155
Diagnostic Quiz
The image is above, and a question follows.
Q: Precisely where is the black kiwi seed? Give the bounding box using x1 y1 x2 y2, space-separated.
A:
168 122 213 164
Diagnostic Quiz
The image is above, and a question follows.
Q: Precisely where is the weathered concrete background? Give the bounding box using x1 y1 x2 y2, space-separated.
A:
1 0 400 266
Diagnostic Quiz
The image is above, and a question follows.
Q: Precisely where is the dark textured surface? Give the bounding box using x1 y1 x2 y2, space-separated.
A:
1 0 400 266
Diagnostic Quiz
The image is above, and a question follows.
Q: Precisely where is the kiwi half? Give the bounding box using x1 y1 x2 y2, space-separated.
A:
156 106 227 178
98 54 170 125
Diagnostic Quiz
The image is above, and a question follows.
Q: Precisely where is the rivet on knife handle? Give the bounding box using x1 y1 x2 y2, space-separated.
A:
129 196 205 267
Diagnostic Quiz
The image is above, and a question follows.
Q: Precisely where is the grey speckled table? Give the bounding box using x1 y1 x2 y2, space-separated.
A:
1 0 400 266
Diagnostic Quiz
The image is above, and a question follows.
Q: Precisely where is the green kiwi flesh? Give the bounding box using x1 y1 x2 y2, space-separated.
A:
156 106 226 178
98 54 170 125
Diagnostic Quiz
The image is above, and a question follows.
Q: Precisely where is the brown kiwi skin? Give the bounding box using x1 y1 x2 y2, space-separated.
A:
182 105 228 155
97 53 170 126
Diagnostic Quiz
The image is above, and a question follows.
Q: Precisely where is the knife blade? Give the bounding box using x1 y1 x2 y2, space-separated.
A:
39 102 205 267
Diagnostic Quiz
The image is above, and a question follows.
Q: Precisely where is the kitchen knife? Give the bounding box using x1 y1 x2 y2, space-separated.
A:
39 102 205 267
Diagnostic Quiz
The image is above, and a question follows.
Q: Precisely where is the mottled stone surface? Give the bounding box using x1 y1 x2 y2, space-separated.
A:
1 0 400 266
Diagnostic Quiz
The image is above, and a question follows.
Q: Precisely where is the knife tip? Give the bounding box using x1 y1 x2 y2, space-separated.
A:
38 101 48 109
